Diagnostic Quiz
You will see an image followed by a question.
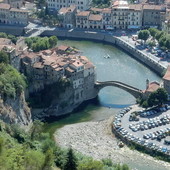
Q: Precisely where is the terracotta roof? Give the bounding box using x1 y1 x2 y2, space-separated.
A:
102 8 111 13
84 62 94 69
143 5 164 10
146 81 160 92
33 62 44 69
163 66 170 81
89 14 102 21
129 4 142 11
59 5 76 14
66 66 75 73
90 8 103 13
71 60 84 68
0 3 10 9
76 11 90 17
58 45 69 51
10 8 28 13
0 38 12 45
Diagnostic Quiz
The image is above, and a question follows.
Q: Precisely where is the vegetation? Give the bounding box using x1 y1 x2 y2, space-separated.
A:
139 88 168 108
25 36 58 52
0 32 18 44
92 0 110 8
0 63 27 98
0 120 131 170
139 28 170 51
147 88 168 107
0 51 9 64
138 30 150 42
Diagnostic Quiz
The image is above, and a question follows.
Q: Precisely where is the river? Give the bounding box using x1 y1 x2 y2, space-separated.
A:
44 39 165 170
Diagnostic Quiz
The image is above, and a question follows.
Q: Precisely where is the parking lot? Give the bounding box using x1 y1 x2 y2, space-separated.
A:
113 105 170 155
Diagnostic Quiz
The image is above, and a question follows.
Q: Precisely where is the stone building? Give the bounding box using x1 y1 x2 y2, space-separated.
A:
128 4 142 29
58 5 77 28
0 3 28 25
102 8 112 30
111 0 129 29
89 14 103 29
46 0 91 12
163 66 170 95
76 11 90 28
142 4 166 29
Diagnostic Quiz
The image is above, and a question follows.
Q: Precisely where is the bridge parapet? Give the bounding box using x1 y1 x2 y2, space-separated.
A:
95 81 143 99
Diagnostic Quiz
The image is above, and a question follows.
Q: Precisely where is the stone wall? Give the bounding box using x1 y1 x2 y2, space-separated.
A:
0 25 25 36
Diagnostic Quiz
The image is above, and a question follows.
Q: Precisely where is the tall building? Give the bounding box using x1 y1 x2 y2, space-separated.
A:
46 0 91 12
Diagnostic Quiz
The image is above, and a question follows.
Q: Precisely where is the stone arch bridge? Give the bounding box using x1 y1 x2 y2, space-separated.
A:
95 81 143 98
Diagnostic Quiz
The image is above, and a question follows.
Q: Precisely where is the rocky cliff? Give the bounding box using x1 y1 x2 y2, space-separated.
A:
0 92 32 126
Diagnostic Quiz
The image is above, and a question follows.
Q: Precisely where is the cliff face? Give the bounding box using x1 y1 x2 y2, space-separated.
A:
0 92 32 126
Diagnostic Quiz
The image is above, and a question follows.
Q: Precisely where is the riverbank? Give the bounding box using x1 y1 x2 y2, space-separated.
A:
55 116 170 170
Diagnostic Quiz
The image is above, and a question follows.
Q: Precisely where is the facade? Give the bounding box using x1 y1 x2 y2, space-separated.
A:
89 14 103 29
128 4 142 29
46 0 91 12
76 11 90 28
58 5 77 28
102 8 112 30
163 66 170 95
142 4 166 29
0 3 28 25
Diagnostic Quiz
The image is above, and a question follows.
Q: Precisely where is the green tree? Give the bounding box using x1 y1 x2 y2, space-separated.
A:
0 51 9 64
64 148 77 170
155 31 165 41
78 158 103 170
148 28 159 38
147 88 168 107
165 37 170 50
49 36 58 48
138 30 150 42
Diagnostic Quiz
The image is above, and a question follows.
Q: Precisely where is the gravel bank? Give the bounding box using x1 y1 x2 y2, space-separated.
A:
55 116 170 170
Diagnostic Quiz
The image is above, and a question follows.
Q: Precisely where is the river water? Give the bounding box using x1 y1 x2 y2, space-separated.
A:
45 39 167 170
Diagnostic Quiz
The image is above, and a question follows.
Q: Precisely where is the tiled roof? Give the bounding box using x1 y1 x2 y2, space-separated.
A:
143 5 164 10
89 14 102 21
146 81 160 92
59 5 76 14
102 8 111 13
76 11 90 17
58 45 69 51
129 4 142 11
0 3 10 9
163 66 170 80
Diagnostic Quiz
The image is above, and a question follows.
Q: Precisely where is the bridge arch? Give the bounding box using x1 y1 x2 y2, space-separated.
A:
95 81 143 99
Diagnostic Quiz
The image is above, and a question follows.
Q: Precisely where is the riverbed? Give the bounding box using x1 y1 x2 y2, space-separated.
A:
45 40 165 170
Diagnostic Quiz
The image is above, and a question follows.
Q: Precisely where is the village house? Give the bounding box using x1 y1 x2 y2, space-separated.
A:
88 14 103 29
0 3 28 25
102 8 112 30
76 11 90 28
46 0 91 12
142 4 166 29
58 5 77 28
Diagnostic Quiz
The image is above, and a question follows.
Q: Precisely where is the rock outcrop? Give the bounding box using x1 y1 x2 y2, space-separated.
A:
0 92 32 126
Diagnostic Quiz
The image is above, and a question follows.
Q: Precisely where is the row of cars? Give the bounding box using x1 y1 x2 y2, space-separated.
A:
113 107 132 129
129 114 170 132
139 106 168 117
116 126 170 155
143 127 170 141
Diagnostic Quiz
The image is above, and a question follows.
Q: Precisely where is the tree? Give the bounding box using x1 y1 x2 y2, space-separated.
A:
155 31 165 41
64 148 77 170
49 36 58 48
78 158 103 170
0 51 9 64
147 88 168 107
165 37 170 50
148 28 159 38
138 30 150 42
